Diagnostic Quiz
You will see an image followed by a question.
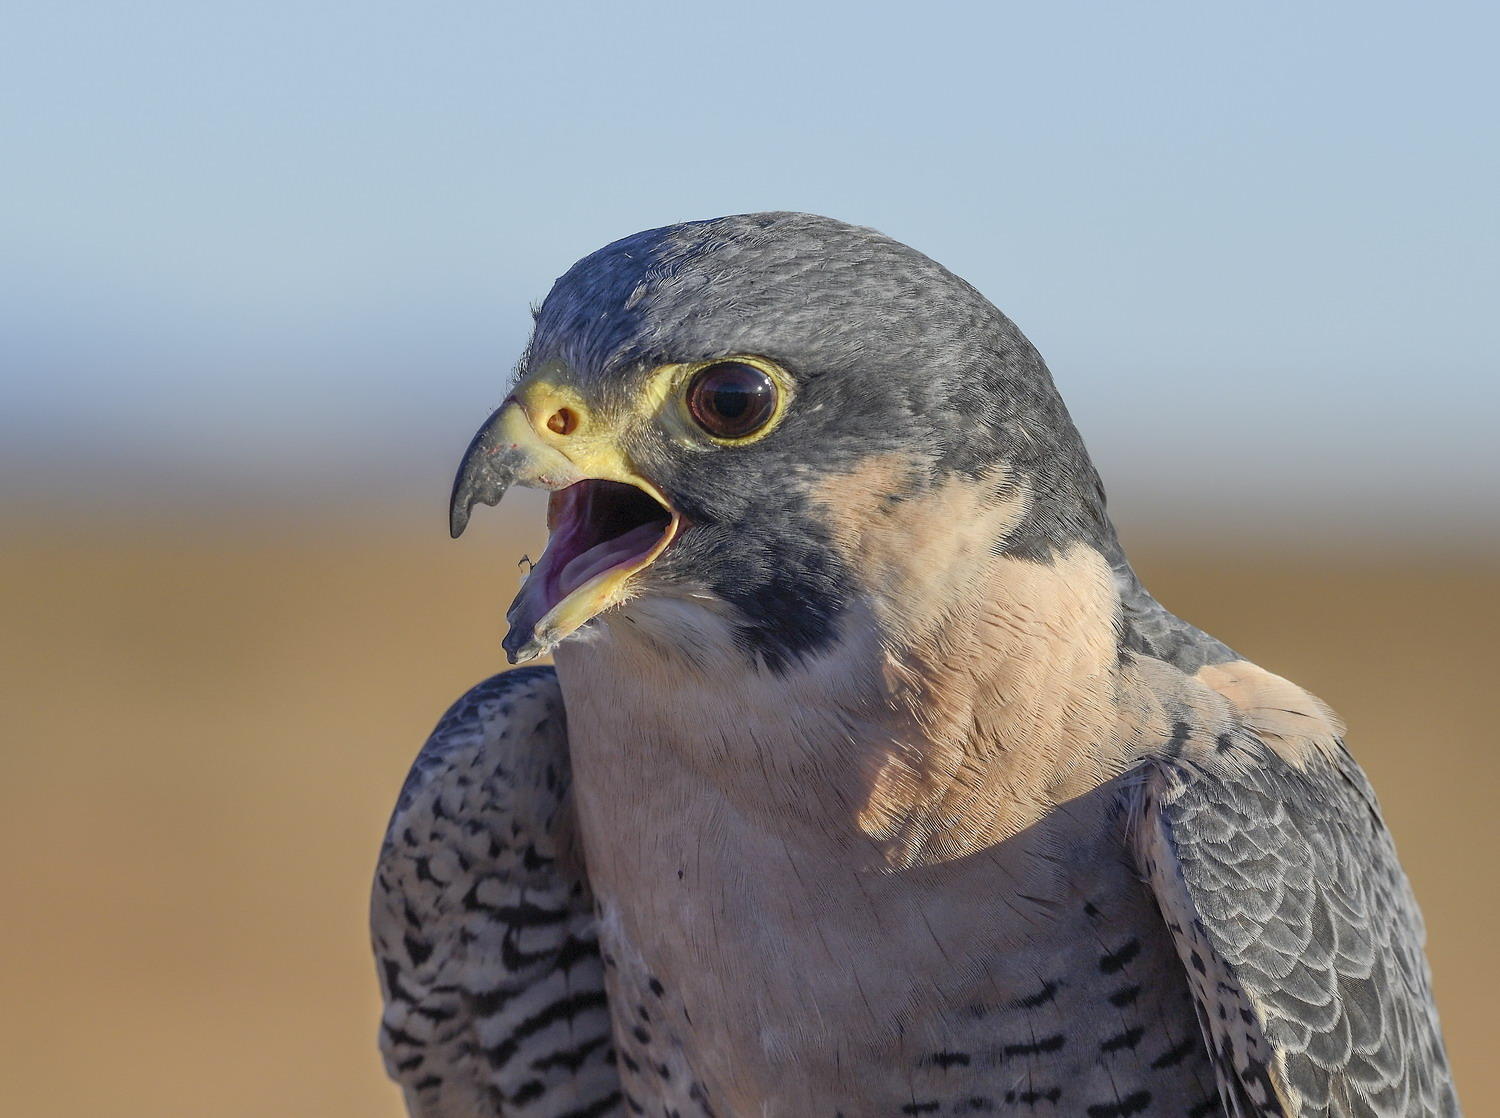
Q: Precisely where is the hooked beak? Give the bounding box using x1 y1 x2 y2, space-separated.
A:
449 402 578 539
449 397 681 663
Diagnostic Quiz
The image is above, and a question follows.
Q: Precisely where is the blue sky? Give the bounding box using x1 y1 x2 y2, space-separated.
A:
3 1 1496 537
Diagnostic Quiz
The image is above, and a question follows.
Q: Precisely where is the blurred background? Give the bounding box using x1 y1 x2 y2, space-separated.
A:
2 2 1495 1114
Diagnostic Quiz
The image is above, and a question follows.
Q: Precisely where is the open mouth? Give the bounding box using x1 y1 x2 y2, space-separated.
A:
504 478 679 661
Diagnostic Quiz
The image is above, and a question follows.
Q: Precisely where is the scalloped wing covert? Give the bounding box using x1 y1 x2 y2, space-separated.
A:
1132 736 1460 1117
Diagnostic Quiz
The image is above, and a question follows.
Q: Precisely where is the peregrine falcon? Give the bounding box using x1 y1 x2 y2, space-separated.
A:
371 213 1460 1117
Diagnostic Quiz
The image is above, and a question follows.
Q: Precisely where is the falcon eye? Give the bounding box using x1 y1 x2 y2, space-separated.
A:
686 361 779 440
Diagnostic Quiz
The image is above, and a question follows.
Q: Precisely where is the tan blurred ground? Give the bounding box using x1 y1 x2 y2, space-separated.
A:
1 512 1494 1116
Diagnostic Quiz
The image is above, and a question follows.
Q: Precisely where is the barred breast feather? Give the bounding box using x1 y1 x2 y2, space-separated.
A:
371 668 623 1117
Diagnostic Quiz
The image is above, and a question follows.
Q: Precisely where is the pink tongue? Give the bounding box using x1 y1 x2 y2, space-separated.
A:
556 523 664 598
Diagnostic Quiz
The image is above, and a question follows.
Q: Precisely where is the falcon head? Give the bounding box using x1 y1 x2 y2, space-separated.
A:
452 213 1115 671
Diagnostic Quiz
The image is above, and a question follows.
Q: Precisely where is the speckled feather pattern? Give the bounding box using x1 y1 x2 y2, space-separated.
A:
372 213 1458 1116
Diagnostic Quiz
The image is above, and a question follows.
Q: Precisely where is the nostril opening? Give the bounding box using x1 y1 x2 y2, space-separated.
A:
547 408 578 436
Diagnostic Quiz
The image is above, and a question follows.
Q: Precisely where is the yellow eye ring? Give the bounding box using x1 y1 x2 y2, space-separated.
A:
676 355 792 445
687 361 778 438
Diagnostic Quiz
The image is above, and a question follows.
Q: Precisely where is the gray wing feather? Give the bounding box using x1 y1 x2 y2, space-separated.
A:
371 668 623 1117
1132 736 1460 1117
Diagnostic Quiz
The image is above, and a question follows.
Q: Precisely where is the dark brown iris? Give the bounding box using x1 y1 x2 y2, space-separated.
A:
686 361 778 439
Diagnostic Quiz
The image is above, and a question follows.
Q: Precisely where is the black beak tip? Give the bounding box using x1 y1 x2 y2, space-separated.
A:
447 404 515 542
448 471 473 538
